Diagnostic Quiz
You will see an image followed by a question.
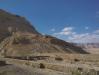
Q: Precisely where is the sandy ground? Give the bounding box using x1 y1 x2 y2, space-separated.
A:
85 48 99 54
0 53 99 75
0 64 70 75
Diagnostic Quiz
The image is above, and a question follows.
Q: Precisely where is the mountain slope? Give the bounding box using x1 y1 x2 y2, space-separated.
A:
0 32 87 56
0 9 88 57
0 9 39 42
75 43 99 54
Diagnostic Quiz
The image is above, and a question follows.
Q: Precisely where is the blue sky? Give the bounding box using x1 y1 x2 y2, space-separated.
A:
0 0 99 43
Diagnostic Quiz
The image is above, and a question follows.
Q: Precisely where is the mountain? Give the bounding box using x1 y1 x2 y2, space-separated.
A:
0 9 39 42
75 43 99 54
75 43 99 49
0 9 87 57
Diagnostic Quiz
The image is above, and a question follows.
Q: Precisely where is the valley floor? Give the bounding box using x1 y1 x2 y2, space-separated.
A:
0 53 99 75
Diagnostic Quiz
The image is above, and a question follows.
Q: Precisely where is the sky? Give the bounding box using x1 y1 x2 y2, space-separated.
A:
0 0 99 43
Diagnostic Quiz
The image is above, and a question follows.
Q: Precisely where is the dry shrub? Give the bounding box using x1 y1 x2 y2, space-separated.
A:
0 61 7 66
55 57 63 61
74 58 80 62
39 63 45 69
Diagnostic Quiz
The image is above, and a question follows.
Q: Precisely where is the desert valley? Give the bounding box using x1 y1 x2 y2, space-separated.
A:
0 9 99 75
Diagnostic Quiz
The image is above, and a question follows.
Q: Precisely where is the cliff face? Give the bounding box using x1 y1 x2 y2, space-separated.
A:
0 9 87 56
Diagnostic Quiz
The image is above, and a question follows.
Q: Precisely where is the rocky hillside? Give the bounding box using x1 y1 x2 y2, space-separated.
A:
0 9 39 42
0 9 87 56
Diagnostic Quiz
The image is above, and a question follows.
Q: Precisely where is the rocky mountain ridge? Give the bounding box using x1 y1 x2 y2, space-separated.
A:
0 9 39 42
0 9 87 56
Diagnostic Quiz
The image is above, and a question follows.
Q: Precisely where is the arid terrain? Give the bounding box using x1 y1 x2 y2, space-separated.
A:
0 53 99 75
0 9 99 75
75 43 99 54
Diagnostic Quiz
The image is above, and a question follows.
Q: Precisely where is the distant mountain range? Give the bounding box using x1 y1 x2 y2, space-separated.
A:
75 43 99 49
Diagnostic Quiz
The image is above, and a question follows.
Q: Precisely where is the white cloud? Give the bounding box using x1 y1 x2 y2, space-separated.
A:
68 32 99 43
53 26 99 43
51 28 55 32
62 27 73 32
85 26 89 30
94 30 99 34
54 27 74 36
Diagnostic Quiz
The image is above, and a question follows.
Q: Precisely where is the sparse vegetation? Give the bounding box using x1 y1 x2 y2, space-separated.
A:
55 57 63 61
39 63 45 69
13 36 31 44
0 61 7 66
72 70 81 75
74 58 80 62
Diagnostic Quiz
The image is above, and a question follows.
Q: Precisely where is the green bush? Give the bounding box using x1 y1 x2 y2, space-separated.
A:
72 70 81 75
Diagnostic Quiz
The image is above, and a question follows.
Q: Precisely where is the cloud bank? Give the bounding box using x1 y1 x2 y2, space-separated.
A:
53 27 99 43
